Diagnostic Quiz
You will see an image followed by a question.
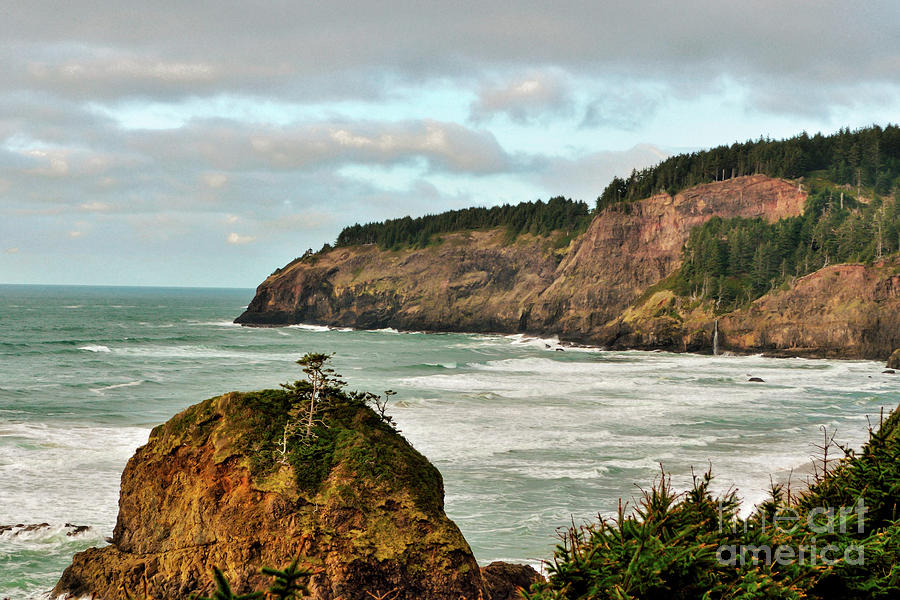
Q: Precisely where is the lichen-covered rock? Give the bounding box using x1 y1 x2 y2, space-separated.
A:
54 390 522 599
888 349 900 369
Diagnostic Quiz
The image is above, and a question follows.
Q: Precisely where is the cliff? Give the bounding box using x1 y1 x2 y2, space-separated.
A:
240 176 849 341
53 389 537 599
601 259 900 360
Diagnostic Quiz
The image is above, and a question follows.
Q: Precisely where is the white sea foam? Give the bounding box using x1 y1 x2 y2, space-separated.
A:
90 380 143 394
200 320 240 327
288 323 332 332
78 345 111 353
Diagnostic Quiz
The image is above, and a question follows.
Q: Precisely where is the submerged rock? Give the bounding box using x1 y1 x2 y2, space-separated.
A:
54 390 535 599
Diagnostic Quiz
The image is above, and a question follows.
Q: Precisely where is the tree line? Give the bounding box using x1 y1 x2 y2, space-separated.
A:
597 125 900 210
334 196 591 250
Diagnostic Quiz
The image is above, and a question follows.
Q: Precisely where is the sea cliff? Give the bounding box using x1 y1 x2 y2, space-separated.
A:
236 174 900 360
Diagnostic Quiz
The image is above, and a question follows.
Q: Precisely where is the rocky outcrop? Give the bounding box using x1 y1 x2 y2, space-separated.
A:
600 260 900 360
888 349 900 369
53 391 537 599
237 176 806 343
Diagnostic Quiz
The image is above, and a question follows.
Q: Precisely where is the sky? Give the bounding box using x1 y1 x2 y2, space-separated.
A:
1 2 899 287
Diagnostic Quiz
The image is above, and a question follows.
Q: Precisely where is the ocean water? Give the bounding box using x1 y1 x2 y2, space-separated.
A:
1 285 898 599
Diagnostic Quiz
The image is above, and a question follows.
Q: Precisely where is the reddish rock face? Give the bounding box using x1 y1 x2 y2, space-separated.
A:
530 175 807 340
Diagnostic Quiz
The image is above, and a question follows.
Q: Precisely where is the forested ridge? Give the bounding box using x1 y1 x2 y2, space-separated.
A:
299 124 900 284
333 196 591 250
597 124 900 209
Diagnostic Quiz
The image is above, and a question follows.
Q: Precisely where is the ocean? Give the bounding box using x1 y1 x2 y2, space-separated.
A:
1 284 897 599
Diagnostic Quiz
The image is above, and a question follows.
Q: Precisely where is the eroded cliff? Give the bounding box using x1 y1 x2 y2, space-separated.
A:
237 175 815 347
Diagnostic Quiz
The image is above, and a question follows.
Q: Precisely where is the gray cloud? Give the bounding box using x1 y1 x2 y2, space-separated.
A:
2 1 899 286
1 2 897 114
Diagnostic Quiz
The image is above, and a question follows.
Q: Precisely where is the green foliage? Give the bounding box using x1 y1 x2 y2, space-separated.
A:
261 557 314 599
524 407 900 600
334 196 591 250
194 567 264 600
597 125 900 210
184 558 312 600
523 469 816 600
674 187 900 312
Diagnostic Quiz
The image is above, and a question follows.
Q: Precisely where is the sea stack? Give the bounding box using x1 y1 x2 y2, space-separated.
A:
888 349 900 370
53 389 537 599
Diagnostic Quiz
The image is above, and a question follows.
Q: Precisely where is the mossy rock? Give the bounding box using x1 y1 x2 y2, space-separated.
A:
54 389 491 600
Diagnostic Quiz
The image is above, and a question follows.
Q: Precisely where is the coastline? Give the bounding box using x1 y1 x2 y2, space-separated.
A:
236 319 896 365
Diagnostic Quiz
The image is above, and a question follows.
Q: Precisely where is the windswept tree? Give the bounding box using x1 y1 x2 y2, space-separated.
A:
273 353 346 463
282 352 345 438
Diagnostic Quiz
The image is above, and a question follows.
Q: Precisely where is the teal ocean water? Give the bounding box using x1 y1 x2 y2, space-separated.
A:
1 285 898 599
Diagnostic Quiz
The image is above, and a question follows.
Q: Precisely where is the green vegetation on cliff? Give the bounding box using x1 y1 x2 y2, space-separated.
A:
525 407 900 600
673 186 900 312
597 124 900 208
334 196 591 250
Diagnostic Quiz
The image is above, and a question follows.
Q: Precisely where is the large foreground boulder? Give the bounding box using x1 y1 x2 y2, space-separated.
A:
54 389 536 599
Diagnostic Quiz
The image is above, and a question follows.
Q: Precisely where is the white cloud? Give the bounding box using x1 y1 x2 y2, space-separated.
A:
80 201 111 211
203 172 228 188
470 71 572 123
68 230 83 238
5 247 19 254
226 232 255 245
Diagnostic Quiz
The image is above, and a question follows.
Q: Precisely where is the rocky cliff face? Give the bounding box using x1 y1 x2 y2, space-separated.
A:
527 175 807 341
53 391 537 599
236 228 561 332
595 259 900 360
237 175 807 344
235 176 900 359
718 261 900 359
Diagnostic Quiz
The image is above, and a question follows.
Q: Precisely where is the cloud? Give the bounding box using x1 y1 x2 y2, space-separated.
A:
5 247 18 254
581 90 662 131
134 119 514 174
1 2 896 116
79 201 111 211
68 230 83 238
226 232 255 245
470 71 572 123
202 172 228 188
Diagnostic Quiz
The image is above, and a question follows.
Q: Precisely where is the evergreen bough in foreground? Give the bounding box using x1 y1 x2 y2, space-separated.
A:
523 407 900 599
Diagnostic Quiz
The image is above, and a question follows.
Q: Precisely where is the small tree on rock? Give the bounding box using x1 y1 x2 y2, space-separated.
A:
281 352 345 440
